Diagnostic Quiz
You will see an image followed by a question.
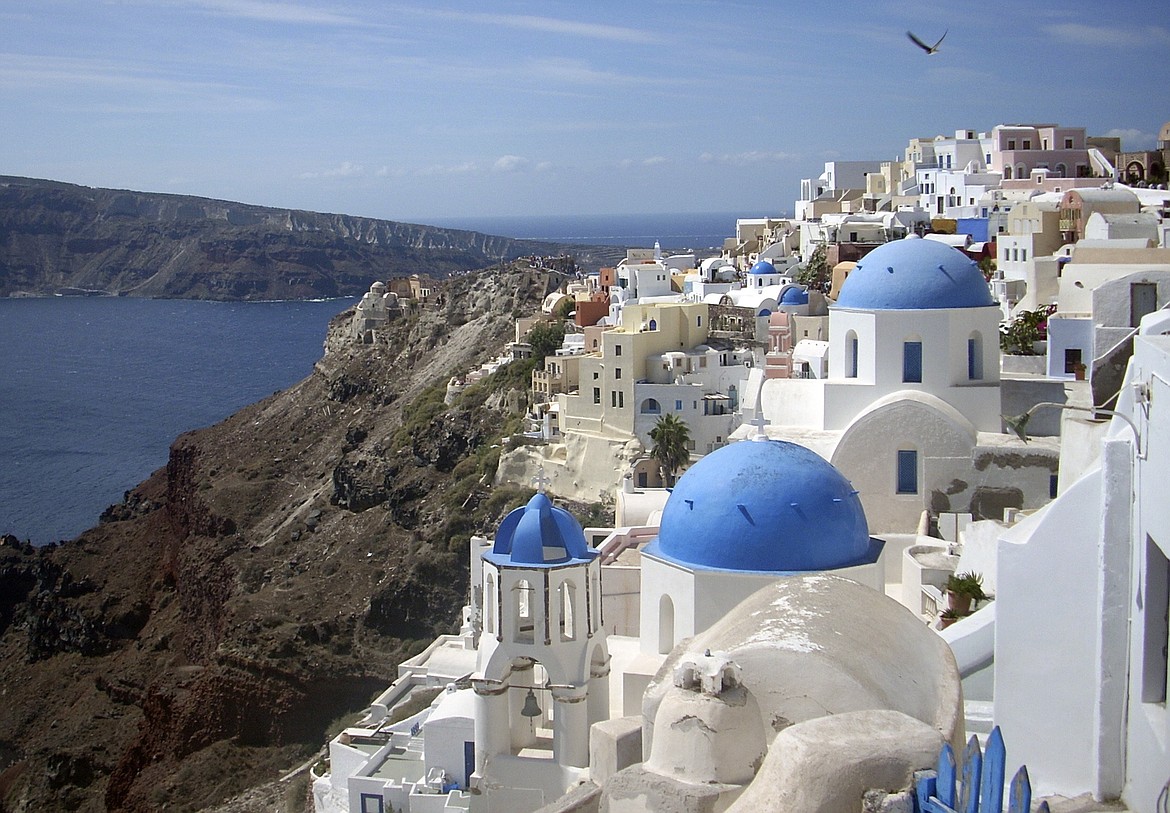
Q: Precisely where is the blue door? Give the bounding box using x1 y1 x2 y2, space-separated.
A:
464 740 475 788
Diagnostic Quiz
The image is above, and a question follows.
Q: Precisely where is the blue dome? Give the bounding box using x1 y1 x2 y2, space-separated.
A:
749 260 777 276
489 492 594 566
835 237 994 310
646 440 873 572
780 286 809 305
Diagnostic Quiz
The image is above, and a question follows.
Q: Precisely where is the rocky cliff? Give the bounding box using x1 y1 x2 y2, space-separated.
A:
0 261 601 811
0 176 623 299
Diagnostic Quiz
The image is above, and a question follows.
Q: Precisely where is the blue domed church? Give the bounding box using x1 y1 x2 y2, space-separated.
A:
639 436 884 656
744 236 1056 533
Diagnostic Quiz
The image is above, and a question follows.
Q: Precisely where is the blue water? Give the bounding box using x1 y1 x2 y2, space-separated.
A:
0 212 750 545
0 297 354 545
428 211 764 251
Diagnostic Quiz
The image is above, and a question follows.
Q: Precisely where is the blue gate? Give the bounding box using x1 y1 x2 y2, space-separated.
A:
915 727 1050 813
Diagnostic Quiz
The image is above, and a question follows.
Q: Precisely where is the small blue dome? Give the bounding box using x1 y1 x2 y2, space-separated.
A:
490 492 594 566
835 237 994 310
646 440 873 572
749 260 777 276
780 286 809 305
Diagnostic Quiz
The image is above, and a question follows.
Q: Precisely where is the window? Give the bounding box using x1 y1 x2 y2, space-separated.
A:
903 341 923 383
1023 139 1031 150
615 344 622 356
675 399 683 411
649 319 658 331
1007 139 1016 150
615 367 622 380
618 391 624 408
1141 537 1170 703
515 579 534 644
1064 138 1073 149
611 391 617 407
640 398 661 414
696 316 702 327
593 387 600 404
968 335 983 380
896 450 919 494
1049 473 1059 499
593 371 599 379
846 331 859 378
361 794 385 813
1064 348 1082 374
559 581 576 641
485 573 496 635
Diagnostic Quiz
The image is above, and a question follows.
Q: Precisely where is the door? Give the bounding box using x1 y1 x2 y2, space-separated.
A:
1131 282 1158 327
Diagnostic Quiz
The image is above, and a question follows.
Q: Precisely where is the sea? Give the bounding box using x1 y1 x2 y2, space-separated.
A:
0 212 754 545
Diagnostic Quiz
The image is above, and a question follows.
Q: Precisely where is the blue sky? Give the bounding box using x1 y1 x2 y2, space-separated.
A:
2 1 1168 222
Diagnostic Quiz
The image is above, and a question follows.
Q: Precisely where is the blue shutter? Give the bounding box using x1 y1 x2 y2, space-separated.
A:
849 336 859 378
897 450 918 494
903 341 923 383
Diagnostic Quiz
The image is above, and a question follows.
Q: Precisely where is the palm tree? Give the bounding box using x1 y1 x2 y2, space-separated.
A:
649 413 691 487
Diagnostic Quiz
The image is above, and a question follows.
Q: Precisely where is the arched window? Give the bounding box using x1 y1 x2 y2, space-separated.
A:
640 398 661 414
1055 163 1067 178
1016 163 1027 180
845 330 859 378
968 332 984 380
1004 165 1013 180
514 579 534 644
658 594 675 655
648 319 658 331
485 572 496 636
559 581 577 641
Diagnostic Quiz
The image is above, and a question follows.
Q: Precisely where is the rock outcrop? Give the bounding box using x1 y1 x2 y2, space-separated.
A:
0 262 600 812
0 176 625 299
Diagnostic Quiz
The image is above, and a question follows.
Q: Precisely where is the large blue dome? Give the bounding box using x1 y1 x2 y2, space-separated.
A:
489 492 594 566
749 259 777 275
646 439 873 572
835 237 994 310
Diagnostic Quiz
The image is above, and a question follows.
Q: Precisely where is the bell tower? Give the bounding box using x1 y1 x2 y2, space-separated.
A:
471 489 609 808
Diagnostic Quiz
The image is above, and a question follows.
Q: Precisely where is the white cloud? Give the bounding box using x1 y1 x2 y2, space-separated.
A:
168 0 362 26
414 162 478 177
299 161 363 179
1043 22 1170 47
1105 128 1156 150
642 156 668 166
699 151 796 167
493 155 530 173
406 9 653 44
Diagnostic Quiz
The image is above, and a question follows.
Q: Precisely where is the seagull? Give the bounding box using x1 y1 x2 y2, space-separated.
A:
907 28 947 55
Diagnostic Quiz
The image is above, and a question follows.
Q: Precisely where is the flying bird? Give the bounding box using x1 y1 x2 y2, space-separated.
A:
907 29 947 55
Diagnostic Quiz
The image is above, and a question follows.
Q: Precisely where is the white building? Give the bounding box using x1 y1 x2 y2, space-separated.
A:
316 438 965 813
743 237 1056 533
940 308 1170 810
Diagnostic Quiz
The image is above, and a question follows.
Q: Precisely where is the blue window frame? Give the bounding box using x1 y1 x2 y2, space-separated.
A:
896 450 918 494
903 341 922 383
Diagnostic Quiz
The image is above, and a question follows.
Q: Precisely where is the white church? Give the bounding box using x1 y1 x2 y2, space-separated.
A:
742 235 1057 533
313 438 965 813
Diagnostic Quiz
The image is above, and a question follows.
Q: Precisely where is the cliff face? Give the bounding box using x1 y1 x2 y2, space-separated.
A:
0 262 587 812
0 176 623 299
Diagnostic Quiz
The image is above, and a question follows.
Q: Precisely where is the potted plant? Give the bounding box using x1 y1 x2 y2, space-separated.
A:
1072 361 1087 381
938 608 961 630
945 571 986 615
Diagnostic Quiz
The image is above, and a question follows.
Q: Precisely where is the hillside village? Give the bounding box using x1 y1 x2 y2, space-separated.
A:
316 122 1170 813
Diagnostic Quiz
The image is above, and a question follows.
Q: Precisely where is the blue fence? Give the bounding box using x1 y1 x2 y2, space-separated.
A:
915 727 1049 813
